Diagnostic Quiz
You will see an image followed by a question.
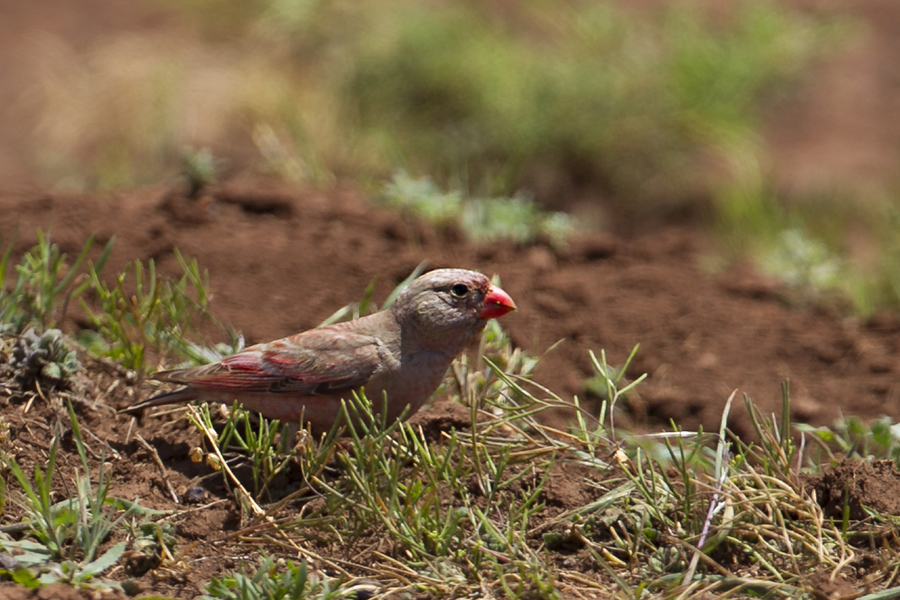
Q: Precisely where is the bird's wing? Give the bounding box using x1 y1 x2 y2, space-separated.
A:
153 327 386 396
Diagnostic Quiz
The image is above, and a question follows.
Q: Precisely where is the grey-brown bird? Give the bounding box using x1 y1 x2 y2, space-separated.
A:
126 269 516 431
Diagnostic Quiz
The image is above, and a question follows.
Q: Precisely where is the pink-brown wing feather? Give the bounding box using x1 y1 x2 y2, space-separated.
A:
153 326 386 396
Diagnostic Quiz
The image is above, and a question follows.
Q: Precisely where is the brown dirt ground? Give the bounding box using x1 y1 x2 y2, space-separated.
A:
2 180 900 597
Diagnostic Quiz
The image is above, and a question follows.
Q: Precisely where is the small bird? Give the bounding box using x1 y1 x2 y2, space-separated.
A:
126 268 516 432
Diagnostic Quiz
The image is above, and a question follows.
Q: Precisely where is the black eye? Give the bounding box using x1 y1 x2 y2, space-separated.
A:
450 283 469 298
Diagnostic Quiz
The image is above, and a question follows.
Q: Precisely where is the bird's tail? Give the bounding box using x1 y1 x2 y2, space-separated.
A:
121 388 196 415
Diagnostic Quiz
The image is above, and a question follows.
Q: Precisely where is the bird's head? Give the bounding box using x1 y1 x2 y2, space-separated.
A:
392 268 516 351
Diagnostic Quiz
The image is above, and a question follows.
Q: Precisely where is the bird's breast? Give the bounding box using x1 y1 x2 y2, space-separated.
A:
366 349 455 423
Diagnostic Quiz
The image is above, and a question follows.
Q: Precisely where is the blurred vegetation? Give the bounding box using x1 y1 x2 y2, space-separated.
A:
33 0 840 202
344 2 838 204
380 170 573 246
31 0 900 315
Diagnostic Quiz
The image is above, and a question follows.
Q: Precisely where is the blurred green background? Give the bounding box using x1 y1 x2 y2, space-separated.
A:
3 0 900 314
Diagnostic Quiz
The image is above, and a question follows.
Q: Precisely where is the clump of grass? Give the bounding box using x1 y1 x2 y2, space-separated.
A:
461 194 572 247
799 413 900 465
79 249 240 373
759 228 841 302
186 402 303 501
379 169 462 225
0 231 114 334
202 554 350 600
379 170 573 246
0 230 236 378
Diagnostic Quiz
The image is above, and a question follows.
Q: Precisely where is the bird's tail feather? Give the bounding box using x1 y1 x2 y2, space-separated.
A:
121 388 196 414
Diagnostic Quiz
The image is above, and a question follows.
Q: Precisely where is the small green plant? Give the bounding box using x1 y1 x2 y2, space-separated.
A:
202 554 349 600
298 389 559 594
80 249 239 372
187 402 300 500
379 171 572 246
799 413 900 465
123 520 178 576
10 328 80 390
583 347 647 441
379 169 462 224
460 194 572 247
181 146 218 198
0 231 113 334
2 424 69 560
760 228 841 301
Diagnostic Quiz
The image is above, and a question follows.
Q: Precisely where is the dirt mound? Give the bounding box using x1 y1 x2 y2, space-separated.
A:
3 179 900 441
806 458 900 519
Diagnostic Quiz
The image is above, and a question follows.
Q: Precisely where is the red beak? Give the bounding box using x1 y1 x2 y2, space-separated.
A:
479 285 517 319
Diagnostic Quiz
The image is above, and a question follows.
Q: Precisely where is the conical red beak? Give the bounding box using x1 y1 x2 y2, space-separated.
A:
479 285 517 319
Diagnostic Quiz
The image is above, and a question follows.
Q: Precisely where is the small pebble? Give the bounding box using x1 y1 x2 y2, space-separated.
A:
183 486 208 504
